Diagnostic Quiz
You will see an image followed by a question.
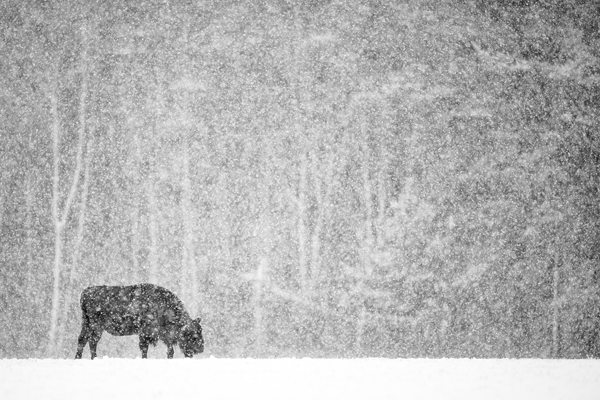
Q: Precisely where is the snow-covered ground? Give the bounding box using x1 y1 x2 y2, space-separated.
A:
1 357 599 400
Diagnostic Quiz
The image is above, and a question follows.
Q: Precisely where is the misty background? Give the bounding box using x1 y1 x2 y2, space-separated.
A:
1 0 599 359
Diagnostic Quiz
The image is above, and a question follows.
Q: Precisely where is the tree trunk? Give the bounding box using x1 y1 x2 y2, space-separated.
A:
48 19 89 354
252 191 273 355
251 130 276 355
0 176 5 232
253 254 268 354
355 121 375 354
181 130 197 314
310 149 334 290
361 132 374 277
24 156 35 296
147 171 159 284
131 129 141 282
376 151 387 249
72 138 93 275
552 256 560 358
146 64 166 285
48 73 62 356
59 136 93 353
297 151 309 294
309 152 323 289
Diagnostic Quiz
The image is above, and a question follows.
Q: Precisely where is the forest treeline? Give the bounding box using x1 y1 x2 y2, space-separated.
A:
1 0 599 358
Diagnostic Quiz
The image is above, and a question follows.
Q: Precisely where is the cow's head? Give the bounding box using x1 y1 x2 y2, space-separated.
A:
179 318 204 357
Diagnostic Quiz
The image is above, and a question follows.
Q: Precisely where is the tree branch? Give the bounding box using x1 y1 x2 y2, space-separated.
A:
60 21 88 225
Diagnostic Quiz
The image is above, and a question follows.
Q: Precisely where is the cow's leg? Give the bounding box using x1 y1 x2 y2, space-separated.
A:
88 328 102 360
167 343 174 359
75 316 90 359
139 336 150 359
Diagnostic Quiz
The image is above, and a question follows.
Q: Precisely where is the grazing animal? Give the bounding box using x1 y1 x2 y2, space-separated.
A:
75 284 204 359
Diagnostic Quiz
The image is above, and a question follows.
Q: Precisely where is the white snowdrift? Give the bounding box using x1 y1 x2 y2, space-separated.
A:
1 358 598 400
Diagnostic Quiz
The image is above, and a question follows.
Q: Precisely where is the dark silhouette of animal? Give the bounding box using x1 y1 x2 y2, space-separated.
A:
75 284 204 359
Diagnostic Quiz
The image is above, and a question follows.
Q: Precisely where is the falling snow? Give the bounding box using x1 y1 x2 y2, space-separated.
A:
1 0 600 363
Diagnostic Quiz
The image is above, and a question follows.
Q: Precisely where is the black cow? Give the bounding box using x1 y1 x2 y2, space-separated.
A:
75 284 204 359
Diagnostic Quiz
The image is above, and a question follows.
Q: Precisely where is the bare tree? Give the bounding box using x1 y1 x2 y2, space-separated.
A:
355 118 374 354
297 151 309 294
552 255 561 358
47 19 90 355
146 66 166 285
24 130 37 297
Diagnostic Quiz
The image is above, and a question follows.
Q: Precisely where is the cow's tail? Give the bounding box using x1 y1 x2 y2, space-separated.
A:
79 288 93 329
76 288 93 359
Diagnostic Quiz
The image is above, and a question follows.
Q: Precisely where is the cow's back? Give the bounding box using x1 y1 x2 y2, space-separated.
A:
137 284 191 326
80 285 119 312
80 284 190 336
80 285 135 335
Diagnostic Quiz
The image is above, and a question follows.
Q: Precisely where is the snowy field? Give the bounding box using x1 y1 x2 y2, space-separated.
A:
1 358 599 400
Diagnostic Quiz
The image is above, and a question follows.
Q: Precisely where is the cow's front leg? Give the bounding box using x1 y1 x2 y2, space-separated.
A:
139 336 150 359
166 343 174 359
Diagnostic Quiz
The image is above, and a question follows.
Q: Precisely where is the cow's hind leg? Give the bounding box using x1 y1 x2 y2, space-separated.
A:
88 328 103 360
75 316 90 359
